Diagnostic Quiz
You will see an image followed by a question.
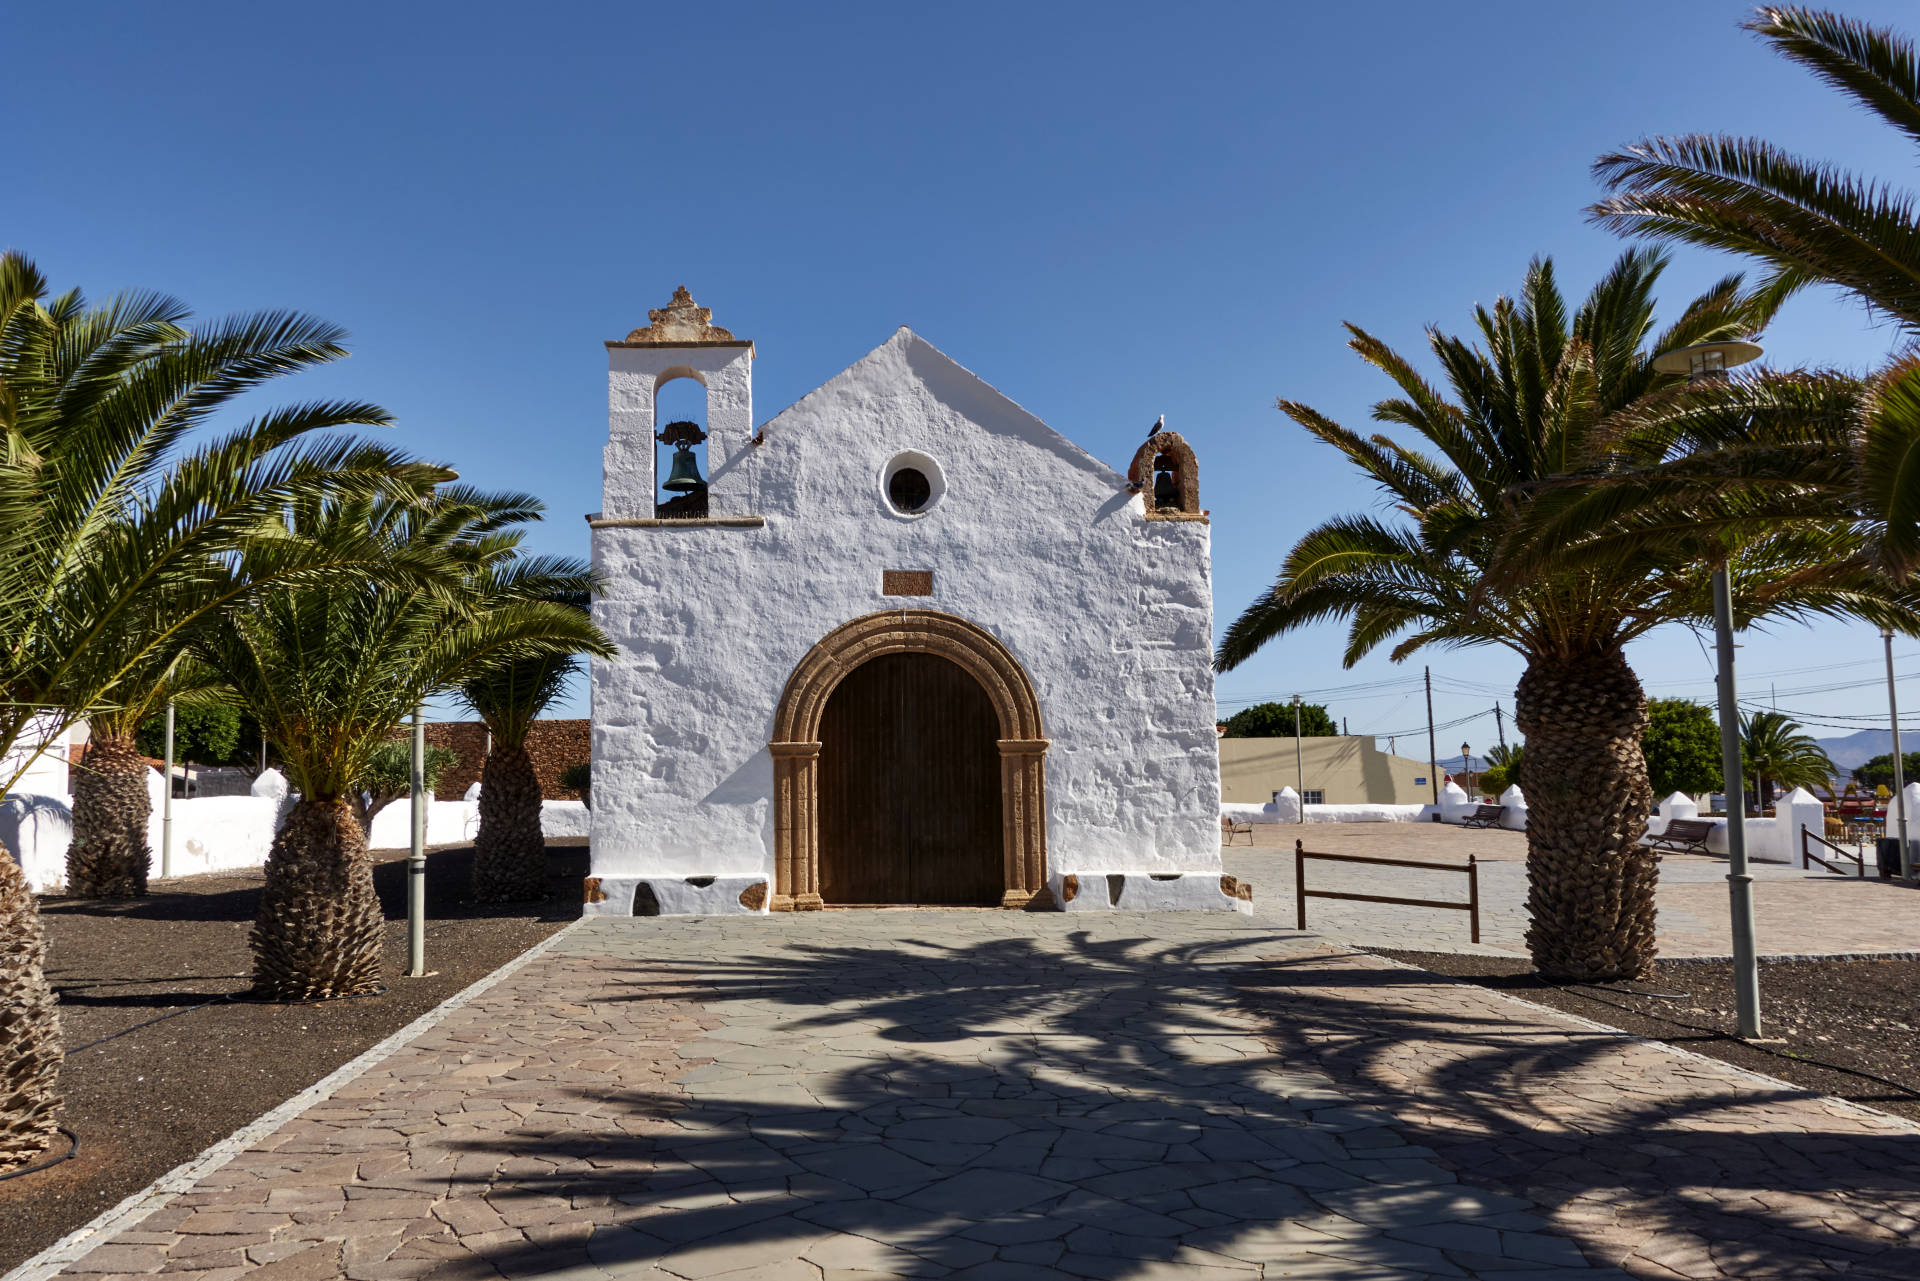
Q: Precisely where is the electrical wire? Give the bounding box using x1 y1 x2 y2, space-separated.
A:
0 1128 78 1182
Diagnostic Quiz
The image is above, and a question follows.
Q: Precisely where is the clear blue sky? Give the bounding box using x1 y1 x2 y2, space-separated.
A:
10 1 1918 746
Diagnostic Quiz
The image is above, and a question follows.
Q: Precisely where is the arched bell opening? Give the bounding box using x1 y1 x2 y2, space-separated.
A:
1126 430 1204 521
654 374 709 519
768 610 1049 912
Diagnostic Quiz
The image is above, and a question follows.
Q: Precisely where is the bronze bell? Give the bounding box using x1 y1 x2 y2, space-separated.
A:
1152 465 1179 508
662 443 706 492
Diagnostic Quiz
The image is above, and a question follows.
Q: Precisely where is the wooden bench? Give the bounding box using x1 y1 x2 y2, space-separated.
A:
1646 817 1716 855
1459 803 1505 829
1221 815 1253 846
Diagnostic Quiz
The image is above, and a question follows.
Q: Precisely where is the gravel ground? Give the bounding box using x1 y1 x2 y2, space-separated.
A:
1374 948 1920 1125
0 840 587 1273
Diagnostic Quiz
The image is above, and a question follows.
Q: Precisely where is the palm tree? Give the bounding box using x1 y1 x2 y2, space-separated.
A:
460 642 583 902
66 665 229 898
1590 6 1920 577
1740 710 1837 811
1218 249 1909 980
193 487 610 999
1479 743 1525 795
0 251 431 1169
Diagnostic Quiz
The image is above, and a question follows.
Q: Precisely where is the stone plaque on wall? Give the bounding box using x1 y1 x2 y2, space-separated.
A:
882 570 934 596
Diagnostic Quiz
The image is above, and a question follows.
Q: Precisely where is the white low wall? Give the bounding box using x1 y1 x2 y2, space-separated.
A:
3 772 594 892
1645 789 1832 864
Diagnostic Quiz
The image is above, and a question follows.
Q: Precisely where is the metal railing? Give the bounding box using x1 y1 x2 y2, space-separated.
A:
1801 827 1865 878
1294 839 1480 943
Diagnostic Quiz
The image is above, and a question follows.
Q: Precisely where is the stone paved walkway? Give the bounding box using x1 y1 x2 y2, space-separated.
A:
38 911 1920 1280
1224 823 1920 957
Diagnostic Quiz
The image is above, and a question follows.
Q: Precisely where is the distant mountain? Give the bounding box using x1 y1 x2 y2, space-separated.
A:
1817 729 1897 773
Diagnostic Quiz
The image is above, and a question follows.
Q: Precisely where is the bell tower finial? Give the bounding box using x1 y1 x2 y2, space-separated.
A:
622 286 738 345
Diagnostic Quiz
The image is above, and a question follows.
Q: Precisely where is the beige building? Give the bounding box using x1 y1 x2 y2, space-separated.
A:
1219 736 1436 806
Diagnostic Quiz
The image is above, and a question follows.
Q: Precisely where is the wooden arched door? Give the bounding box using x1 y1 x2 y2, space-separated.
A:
817 651 1004 905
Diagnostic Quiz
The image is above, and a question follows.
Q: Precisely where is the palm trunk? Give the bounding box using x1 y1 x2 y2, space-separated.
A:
249 799 384 999
1516 648 1656 980
470 745 547 902
66 733 152 898
0 849 63 1172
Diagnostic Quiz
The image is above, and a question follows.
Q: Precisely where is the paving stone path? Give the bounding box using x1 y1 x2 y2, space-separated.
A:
41 912 1920 1280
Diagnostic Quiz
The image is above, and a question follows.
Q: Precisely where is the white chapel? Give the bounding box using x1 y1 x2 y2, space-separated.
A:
583 289 1241 915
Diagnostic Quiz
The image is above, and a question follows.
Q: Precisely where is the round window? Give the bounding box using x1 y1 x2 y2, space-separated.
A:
888 468 931 513
880 451 945 517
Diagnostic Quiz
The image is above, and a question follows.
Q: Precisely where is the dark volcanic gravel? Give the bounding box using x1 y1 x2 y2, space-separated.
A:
0 840 587 1273
1373 949 1920 1124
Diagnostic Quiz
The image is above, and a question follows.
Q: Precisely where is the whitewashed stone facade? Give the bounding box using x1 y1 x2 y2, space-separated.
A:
585 290 1234 915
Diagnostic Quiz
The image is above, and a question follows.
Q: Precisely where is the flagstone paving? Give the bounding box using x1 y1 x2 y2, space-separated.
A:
40 911 1920 1280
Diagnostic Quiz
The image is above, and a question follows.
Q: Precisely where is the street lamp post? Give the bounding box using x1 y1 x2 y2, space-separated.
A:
1461 742 1473 798
1655 339 1764 1040
1886 629 1912 881
1292 694 1305 823
407 703 428 978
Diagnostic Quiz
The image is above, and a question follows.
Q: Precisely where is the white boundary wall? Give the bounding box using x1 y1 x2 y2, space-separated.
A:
2 767 591 892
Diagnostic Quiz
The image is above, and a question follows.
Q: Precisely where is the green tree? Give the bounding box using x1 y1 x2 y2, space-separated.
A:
193 486 611 999
353 741 461 835
1479 743 1525 794
134 702 243 766
1641 699 1723 798
1220 701 1338 738
1740 710 1836 808
1855 751 1920 790
460 641 584 902
1590 6 1920 579
0 251 431 1168
1216 249 1907 980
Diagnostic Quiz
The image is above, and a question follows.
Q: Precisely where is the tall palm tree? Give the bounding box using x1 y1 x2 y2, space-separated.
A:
194 487 611 999
1218 249 1910 980
0 251 433 1170
460 643 583 903
65 664 230 898
1590 5 1920 577
1740 710 1837 810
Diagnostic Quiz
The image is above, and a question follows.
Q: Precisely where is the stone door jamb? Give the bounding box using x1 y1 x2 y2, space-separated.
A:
769 609 1049 911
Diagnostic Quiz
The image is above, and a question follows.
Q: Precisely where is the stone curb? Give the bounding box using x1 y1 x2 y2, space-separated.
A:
2 917 589 1281
1342 945 1920 1137
1655 949 1920 965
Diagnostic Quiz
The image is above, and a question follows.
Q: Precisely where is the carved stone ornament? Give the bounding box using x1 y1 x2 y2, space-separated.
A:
624 286 737 344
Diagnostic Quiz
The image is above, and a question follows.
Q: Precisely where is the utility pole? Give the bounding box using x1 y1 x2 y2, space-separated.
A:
1493 702 1506 752
1292 695 1305 823
1886 629 1911 881
1424 666 1438 804
161 700 175 879
1342 716 1348 737
407 704 429 977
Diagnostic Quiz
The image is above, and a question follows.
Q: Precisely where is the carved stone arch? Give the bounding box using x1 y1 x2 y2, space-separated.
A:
769 609 1049 912
1127 431 1206 521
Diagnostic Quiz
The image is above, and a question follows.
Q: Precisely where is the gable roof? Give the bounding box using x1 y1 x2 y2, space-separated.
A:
758 328 1124 483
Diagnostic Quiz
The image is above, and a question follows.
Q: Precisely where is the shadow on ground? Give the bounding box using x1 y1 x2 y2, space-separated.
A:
402 922 1920 1279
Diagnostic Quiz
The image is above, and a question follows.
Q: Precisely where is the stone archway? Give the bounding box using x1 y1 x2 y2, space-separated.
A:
769 610 1048 911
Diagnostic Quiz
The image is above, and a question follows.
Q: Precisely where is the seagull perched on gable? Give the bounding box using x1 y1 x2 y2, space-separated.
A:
1147 414 1164 439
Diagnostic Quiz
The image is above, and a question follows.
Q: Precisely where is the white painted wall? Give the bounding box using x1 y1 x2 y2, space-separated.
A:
3 771 592 892
2 714 72 797
590 328 1221 892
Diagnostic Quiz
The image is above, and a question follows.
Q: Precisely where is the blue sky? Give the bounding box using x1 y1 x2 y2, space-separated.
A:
10 1 1919 744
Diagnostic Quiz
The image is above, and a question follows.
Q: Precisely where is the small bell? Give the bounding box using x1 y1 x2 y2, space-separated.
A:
661 443 706 492
1152 465 1179 508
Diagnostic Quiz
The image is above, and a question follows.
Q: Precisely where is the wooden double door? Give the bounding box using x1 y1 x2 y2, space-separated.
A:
817 651 1004 905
